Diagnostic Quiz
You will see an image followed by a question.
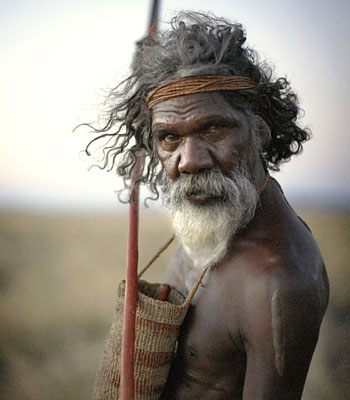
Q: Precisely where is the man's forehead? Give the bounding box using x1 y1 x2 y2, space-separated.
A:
151 91 247 127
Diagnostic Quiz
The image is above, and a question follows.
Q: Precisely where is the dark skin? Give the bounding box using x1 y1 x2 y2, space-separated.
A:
151 92 329 399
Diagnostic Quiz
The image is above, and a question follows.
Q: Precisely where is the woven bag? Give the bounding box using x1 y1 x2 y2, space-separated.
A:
92 240 207 400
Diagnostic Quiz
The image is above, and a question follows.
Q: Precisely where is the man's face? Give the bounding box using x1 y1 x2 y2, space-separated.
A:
151 91 254 193
151 92 259 271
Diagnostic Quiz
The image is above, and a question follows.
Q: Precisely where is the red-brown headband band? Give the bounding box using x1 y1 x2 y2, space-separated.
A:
145 75 256 109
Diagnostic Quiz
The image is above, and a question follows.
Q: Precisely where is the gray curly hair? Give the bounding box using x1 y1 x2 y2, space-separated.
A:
81 11 310 202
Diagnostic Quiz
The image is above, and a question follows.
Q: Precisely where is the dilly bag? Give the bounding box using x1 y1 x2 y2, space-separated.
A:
92 239 207 400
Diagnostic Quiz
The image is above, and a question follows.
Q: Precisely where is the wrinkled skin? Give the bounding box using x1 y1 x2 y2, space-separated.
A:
151 92 329 400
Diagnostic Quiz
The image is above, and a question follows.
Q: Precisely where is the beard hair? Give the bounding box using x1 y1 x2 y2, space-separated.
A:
161 167 259 272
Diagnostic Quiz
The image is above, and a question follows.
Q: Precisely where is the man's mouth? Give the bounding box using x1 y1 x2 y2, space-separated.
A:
186 192 222 204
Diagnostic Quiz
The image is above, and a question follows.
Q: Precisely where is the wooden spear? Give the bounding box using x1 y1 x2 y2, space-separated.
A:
120 1 160 399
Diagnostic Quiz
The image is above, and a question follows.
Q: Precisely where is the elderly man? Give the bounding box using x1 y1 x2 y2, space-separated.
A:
89 11 329 400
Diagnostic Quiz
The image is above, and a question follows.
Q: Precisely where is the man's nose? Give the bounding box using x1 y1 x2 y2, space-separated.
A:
178 137 214 174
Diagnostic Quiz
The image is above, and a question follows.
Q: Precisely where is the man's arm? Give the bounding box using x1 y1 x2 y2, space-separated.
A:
238 262 328 400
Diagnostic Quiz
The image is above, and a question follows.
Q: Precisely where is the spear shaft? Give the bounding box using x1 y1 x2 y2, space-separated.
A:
120 2 160 399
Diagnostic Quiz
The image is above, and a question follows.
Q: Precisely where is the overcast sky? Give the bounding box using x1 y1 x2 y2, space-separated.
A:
1 0 349 211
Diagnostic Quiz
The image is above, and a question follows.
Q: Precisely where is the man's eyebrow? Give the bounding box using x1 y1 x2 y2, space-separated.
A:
151 125 178 137
197 115 241 130
152 116 240 130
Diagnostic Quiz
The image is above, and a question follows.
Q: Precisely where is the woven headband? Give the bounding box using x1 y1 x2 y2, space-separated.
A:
145 75 256 109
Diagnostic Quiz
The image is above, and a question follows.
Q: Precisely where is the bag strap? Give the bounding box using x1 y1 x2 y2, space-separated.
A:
138 235 208 306
138 235 175 278
181 266 208 308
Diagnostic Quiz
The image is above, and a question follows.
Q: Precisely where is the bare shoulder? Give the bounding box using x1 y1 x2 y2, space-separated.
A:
224 207 330 396
233 212 329 327
230 180 329 318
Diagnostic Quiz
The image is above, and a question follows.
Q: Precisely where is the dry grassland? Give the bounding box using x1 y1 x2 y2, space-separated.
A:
0 209 349 399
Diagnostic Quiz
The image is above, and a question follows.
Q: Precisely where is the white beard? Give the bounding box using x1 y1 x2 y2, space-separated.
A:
162 169 258 272
171 202 236 271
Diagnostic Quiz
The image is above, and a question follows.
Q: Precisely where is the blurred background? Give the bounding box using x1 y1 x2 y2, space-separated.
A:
0 0 349 398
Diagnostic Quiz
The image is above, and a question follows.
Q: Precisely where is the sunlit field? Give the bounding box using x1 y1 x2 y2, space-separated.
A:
0 208 349 399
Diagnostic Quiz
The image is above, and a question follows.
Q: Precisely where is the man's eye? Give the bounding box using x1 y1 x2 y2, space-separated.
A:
207 125 219 133
162 134 178 143
205 125 226 136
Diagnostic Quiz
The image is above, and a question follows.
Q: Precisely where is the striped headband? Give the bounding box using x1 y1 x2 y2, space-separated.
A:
145 75 256 109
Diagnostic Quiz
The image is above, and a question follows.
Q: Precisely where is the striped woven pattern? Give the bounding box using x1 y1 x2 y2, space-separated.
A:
92 280 188 400
145 75 256 108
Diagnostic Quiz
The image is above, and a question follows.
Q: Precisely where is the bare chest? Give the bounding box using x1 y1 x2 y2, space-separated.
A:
162 275 247 399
